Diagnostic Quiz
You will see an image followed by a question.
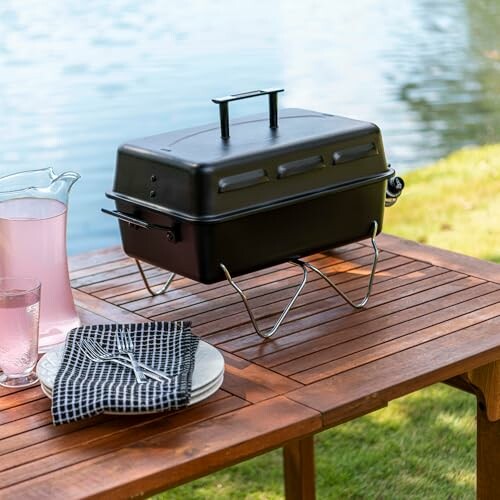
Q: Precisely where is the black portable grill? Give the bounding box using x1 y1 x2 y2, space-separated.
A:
103 89 404 338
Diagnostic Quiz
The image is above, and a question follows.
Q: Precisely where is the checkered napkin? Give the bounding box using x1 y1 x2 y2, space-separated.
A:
51 321 199 425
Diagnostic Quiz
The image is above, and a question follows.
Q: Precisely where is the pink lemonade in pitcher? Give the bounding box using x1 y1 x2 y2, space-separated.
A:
0 196 80 351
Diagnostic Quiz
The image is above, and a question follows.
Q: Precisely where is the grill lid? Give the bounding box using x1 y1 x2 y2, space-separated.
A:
111 89 390 220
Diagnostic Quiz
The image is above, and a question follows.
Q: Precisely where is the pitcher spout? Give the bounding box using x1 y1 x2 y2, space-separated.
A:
56 171 81 193
49 171 81 202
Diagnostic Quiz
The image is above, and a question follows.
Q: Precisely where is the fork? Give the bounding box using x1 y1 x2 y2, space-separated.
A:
79 341 164 382
116 328 148 384
83 339 173 382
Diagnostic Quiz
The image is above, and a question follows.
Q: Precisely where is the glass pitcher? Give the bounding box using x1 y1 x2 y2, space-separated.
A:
0 168 81 352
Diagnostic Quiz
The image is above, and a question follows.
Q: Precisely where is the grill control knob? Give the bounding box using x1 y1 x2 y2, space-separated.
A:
387 176 405 197
385 174 405 207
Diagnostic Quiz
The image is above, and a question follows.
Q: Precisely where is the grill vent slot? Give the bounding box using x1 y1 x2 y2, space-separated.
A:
277 156 325 179
218 169 269 193
333 143 377 164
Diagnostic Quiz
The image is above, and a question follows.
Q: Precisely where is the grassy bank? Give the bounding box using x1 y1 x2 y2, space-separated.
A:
384 143 500 263
156 144 500 500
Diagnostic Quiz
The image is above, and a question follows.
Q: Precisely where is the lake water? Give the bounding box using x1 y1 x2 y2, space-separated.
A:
1 0 499 255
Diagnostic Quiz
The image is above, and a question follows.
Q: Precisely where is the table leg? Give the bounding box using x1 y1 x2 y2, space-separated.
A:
468 362 500 499
283 436 316 500
477 400 500 500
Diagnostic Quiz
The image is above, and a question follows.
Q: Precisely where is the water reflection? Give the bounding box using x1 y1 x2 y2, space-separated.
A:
0 0 498 254
393 0 500 156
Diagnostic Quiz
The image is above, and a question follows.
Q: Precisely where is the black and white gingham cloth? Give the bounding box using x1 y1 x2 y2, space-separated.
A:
51 321 199 425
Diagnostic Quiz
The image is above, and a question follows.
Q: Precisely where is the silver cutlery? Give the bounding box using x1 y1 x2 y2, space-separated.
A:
79 341 164 383
82 339 173 382
116 328 147 384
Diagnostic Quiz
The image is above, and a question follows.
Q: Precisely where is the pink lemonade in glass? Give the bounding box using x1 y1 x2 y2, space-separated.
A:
0 277 40 388
0 198 80 351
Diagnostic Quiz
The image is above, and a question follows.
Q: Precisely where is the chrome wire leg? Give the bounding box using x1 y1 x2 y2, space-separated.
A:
299 220 379 309
135 259 176 297
220 260 309 339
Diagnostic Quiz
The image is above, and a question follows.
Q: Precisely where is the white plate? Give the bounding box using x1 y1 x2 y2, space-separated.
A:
37 339 225 393
39 372 224 409
41 370 224 398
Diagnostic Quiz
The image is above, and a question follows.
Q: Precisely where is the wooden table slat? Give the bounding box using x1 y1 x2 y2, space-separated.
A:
265 284 500 372
287 315 500 426
1 396 321 499
141 249 379 316
96 260 292 303
217 271 468 355
0 390 231 443
0 387 47 412
0 410 52 440
68 246 124 273
72 260 156 289
148 253 406 323
0 399 50 426
375 234 500 284
75 306 116 326
0 395 248 489
72 289 146 323
194 265 453 347
222 352 302 403
0 414 112 457
113 245 370 310
293 301 500 384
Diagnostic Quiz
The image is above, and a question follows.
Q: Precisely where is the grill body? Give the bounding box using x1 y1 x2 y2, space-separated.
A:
106 105 398 284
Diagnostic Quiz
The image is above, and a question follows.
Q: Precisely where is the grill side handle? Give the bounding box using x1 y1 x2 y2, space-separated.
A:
212 88 284 140
101 208 179 242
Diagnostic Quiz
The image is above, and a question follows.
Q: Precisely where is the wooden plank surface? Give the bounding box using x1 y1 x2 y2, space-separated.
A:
0 395 249 491
68 246 123 273
376 233 500 284
1 397 321 499
255 284 499 370
1 234 499 499
286 316 500 427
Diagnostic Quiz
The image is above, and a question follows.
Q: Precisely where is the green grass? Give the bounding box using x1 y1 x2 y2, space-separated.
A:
384 144 500 263
154 144 500 500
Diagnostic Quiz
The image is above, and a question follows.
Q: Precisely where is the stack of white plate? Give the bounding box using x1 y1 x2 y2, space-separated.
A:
36 340 225 411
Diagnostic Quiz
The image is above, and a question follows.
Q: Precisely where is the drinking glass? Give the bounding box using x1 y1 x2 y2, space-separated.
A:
0 277 41 388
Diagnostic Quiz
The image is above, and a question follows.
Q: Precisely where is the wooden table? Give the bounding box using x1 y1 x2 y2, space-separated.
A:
1 234 499 499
